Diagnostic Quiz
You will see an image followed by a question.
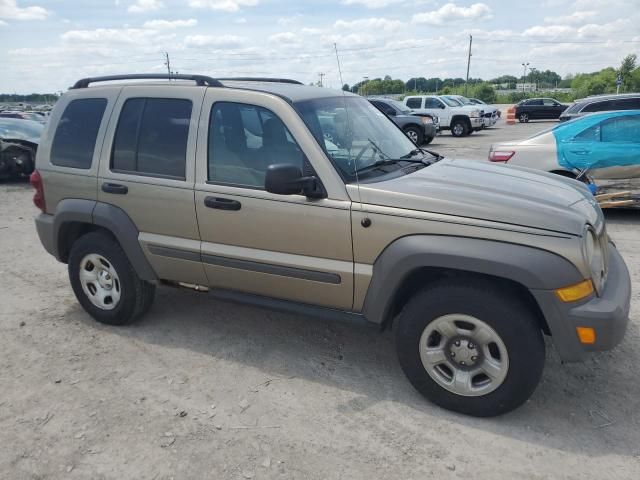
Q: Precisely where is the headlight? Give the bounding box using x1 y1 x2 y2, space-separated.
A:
420 116 433 124
468 109 480 118
583 228 606 292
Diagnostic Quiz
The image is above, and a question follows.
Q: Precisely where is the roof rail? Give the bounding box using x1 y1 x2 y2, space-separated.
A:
217 77 304 85
71 74 224 89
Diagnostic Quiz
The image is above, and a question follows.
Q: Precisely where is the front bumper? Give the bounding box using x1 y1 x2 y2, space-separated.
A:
532 243 631 362
422 123 437 139
470 117 484 130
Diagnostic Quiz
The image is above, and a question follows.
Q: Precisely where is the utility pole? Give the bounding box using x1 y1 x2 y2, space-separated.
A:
164 52 171 78
318 72 325 87
521 62 529 91
464 35 472 96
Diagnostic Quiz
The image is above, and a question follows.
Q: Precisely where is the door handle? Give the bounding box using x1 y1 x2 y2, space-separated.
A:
101 182 128 194
204 196 241 211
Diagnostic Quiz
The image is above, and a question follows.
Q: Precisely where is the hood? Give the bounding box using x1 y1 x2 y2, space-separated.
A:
357 159 599 235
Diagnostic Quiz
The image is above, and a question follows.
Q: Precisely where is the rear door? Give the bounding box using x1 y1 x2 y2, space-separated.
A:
97 86 207 285
527 99 543 119
194 88 354 309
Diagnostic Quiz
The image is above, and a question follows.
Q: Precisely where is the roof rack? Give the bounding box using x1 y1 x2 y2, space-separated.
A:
71 74 224 89
216 77 303 85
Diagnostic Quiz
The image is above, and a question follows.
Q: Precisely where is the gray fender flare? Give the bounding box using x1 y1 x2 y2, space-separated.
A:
361 235 583 325
52 199 157 281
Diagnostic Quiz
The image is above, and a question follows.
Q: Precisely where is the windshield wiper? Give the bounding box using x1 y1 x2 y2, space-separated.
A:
401 147 444 161
355 157 426 175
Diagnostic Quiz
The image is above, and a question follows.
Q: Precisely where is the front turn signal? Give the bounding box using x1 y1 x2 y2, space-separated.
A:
576 327 596 345
555 279 594 302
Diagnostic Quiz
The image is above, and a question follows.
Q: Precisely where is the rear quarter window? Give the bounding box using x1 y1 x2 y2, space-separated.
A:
50 98 107 169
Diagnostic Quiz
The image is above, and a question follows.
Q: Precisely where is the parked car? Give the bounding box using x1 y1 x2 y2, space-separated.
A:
0 118 42 179
559 93 640 122
369 98 438 145
32 73 630 417
515 98 567 122
468 98 501 117
403 95 484 136
444 95 499 127
489 110 640 179
0 111 38 121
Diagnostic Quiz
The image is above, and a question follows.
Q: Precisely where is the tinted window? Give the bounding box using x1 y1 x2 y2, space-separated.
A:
528 99 543 106
51 98 107 169
111 98 192 179
405 98 422 109
543 99 557 106
424 98 444 108
583 100 613 112
601 116 640 143
208 102 303 188
612 98 640 110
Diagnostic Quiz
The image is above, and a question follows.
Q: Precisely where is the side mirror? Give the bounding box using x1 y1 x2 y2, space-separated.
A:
439 104 446 109
265 164 325 199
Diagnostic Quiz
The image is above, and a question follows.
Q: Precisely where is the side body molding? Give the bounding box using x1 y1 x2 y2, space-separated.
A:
361 235 584 325
49 199 158 281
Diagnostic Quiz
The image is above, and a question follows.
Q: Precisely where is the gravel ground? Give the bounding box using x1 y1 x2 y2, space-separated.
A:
1 121 639 479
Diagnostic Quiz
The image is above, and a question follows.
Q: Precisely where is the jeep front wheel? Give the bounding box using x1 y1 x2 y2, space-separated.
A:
395 280 545 417
68 231 155 325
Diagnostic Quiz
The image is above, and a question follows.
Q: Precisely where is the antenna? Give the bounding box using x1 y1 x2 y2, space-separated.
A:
334 43 364 213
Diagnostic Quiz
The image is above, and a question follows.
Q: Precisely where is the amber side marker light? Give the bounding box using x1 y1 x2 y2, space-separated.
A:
576 327 596 345
555 279 594 303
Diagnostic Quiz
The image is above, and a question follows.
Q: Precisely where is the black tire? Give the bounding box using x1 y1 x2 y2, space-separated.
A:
395 279 545 417
518 112 529 123
403 125 424 145
424 136 434 145
450 119 469 137
68 231 156 326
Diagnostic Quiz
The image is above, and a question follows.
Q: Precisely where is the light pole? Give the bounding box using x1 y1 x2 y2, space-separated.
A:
521 62 529 92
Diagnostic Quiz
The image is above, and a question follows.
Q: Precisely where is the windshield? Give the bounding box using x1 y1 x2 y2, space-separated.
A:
295 96 424 181
0 118 43 143
449 96 472 105
441 96 462 107
385 99 412 114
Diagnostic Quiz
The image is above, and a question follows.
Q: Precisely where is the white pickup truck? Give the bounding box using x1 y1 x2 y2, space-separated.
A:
403 95 484 137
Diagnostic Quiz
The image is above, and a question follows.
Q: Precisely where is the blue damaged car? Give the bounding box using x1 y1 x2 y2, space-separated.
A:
489 110 640 180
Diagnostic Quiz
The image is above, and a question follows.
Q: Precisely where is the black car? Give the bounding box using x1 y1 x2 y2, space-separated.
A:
369 98 438 144
0 118 42 179
559 93 640 122
515 98 567 123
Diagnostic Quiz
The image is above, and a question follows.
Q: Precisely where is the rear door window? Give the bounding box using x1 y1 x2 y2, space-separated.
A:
583 100 613 112
612 98 640 110
405 97 422 109
111 98 192 179
51 98 107 169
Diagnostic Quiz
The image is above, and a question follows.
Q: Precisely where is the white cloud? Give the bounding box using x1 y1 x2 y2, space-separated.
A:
334 17 403 31
268 31 298 44
341 0 403 8
128 0 164 13
235 17 247 23
183 34 245 48
523 24 574 37
412 3 492 25
142 18 197 29
0 0 49 20
543 10 596 25
0 18 7 25
61 27 164 44
187 0 258 12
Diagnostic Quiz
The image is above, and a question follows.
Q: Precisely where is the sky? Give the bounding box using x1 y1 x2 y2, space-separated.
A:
1 0 639 94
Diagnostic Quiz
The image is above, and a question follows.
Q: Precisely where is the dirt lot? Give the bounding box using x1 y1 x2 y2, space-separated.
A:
1 121 639 479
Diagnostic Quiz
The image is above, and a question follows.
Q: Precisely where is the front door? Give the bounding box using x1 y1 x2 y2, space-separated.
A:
194 88 354 310
97 86 207 285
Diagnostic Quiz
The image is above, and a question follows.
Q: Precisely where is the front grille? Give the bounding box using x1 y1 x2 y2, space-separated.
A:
483 112 492 118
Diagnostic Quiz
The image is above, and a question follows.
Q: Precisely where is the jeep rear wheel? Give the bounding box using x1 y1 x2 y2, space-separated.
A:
395 279 545 417
68 231 155 325
450 120 469 137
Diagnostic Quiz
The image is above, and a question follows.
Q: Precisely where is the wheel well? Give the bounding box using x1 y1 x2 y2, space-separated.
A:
550 169 576 179
403 123 421 131
451 115 471 127
58 222 114 263
382 267 550 335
